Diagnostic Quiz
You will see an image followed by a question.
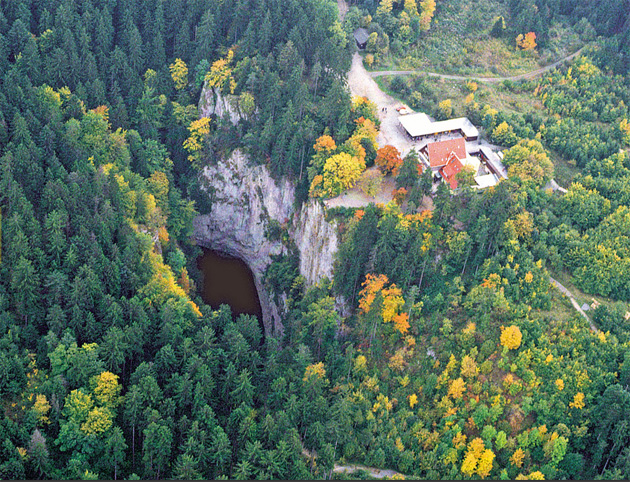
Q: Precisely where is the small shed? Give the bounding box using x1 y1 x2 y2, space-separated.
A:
353 28 369 50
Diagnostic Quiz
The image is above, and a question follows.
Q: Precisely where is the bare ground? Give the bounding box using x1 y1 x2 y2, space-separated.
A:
347 53 415 156
324 167 396 208
333 463 403 479
337 0 348 21
549 276 599 332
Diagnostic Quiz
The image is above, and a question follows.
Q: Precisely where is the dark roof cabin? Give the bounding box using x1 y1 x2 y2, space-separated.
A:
353 28 369 50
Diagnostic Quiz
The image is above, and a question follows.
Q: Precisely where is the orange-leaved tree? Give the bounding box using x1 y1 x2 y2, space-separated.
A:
375 145 402 175
358 273 410 335
516 32 537 50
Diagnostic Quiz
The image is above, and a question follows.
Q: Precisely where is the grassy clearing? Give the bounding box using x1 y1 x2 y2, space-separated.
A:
533 285 579 325
549 268 630 317
549 151 580 188
369 0 583 77
375 73 543 120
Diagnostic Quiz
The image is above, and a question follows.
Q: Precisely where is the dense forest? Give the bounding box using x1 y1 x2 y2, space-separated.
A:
3 0 630 480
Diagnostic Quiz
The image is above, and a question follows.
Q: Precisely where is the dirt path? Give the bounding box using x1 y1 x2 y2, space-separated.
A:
324 166 396 208
370 47 585 83
333 463 404 479
337 0 348 21
347 52 415 154
549 276 598 332
545 179 568 194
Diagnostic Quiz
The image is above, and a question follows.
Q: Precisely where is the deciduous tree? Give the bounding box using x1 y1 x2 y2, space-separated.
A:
516 32 537 50
169 58 188 90
375 145 402 175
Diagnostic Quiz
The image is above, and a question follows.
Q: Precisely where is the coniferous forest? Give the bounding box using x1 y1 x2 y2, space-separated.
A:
2 0 630 480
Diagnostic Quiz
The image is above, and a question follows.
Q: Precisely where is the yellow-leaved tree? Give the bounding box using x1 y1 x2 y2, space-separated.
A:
91 371 122 408
376 0 393 17
419 0 436 31
569 392 585 409
500 325 523 350
312 152 365 198
461 438 485 476
32 394 51 426
183 117 211 168
448 377 466 399
63 389 94 424
511 448 525 467
404 0 418 16
204 50 236 95
620 118 630 145
169 58 188 90
303 362 327 382
81 406 113 435
438 99 453 119
477 449 495 478
503 138 554 186
460 355 479 379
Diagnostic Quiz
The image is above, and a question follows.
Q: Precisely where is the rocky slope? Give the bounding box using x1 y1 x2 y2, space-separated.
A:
192 91 339 334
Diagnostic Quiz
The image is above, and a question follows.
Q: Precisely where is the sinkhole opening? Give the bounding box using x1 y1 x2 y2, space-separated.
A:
197 247 263 322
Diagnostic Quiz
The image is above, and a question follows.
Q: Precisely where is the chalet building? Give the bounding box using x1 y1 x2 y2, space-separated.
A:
440 153 464 189
419 138 471 188
399 113 479 142
353 28 369 50
420 137 466 170
395 108 506 190
418 137 496 190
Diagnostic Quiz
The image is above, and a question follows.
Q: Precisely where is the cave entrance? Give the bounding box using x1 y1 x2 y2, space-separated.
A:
197 247 263 321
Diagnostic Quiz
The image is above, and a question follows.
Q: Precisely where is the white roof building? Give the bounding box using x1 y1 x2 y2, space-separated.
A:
400 113 479 140
479 145 508 179
474 173 500 189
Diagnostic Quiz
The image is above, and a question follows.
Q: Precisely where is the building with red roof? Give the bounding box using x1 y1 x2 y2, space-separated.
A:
439 153 464 189
421 138 466 168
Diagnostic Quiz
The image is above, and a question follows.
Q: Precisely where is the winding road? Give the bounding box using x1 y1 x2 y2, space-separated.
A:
369 48 586 83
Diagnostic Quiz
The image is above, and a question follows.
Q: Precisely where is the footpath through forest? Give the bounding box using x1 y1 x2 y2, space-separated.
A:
549 277 599 332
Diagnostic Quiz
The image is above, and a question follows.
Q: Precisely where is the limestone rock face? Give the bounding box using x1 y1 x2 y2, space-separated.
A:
291 200 338 286
193 149 339 336
198 83 242 125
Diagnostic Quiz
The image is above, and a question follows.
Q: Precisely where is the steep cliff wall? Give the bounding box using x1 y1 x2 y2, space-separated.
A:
193 149 339 336
291 200 337 286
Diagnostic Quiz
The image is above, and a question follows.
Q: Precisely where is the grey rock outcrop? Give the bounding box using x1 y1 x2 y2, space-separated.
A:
291 200 337 286
193 149 339 336
198 83 242 125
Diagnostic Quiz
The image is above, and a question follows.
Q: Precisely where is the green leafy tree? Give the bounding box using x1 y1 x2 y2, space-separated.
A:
503 139 554 186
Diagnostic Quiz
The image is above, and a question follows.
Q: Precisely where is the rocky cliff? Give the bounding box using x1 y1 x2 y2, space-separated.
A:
291 200 338 286
192 148 338 336
198 83 242 125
